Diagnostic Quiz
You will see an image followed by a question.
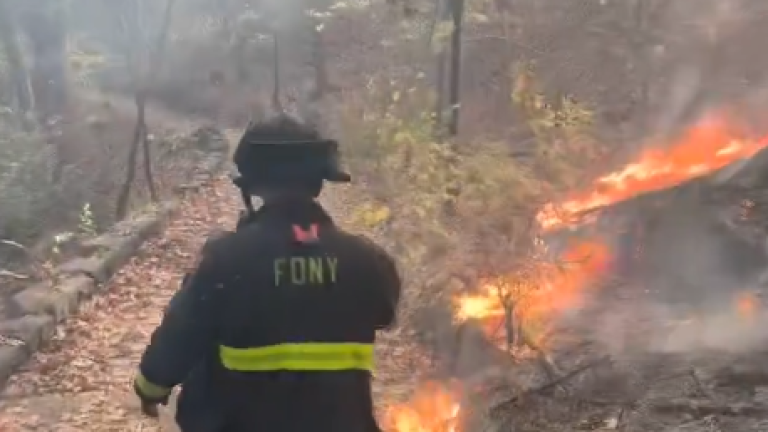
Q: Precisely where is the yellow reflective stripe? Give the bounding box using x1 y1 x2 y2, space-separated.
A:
219 342 374 371
134 372 172 398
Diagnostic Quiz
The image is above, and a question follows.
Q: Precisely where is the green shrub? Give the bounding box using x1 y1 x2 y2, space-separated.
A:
0 129 59 241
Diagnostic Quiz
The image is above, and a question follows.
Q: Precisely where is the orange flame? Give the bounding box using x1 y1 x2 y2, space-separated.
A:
385 383 461 432
524 241 610 319
404 112 768 432
453 112 768 349
454 240 609 345
735 292 759 321
537 115 768 231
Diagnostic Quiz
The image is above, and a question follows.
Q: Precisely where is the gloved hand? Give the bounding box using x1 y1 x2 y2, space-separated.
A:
133 375 171 418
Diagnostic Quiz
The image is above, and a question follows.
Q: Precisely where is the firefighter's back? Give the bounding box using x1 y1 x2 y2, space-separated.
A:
208 202 397 432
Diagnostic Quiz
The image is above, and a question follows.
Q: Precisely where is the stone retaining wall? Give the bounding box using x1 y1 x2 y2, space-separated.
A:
0 127 229 388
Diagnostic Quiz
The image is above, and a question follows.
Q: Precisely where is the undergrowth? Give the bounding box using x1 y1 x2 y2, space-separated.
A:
0 127 59 241
342 66 599 249
337 64 605 322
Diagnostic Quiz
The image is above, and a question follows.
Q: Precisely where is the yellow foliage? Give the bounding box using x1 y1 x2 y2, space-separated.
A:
337 63 600 271
431 21 454 53
331 42 605 343
350 202 391 229
67 50 107 71
511 62 601 193
467 12 490 23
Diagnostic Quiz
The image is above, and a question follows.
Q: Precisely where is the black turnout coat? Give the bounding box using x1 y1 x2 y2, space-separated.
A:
135 199 401 432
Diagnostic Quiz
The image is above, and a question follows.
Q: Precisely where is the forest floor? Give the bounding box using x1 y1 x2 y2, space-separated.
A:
0 133 428 431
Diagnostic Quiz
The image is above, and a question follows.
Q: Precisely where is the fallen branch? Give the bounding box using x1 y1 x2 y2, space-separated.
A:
649 398 768 417
489 355 612 417
712 365 768 388
0 269 30 280
518 324 567 393
0 239 55 282
661 415 721 432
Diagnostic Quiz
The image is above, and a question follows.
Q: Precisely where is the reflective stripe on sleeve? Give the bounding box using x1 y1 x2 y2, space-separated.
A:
134 372 172 398
219 342 374 371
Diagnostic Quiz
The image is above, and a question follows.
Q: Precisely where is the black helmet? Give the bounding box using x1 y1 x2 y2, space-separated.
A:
233 114 351 187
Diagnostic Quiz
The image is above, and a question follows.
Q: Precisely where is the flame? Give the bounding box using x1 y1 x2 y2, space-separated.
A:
455 293 504 322
385 383 461 432
453 112 767 343
454 240 609 345
537 115 768 231
524 241 610 319
401 112 768 432
735 292 759 321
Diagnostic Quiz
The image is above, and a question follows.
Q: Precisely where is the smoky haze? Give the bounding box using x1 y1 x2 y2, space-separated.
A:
406 5 768 418
61 0 334 125
44 0 768 369
6 0 768 425
521 0 768 359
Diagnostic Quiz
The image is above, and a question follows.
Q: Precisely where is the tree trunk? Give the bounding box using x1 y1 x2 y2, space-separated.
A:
115 0 176 218
497 1 515 123
447 0 465 136
232 36 251 84
19 0 68 181
435 49 448 133
142 0 176 203
433 0 452 136
271 35 283 112
309 17 336 99
116 90 146 220
631 0 650 130
0 0 34 117
140 117 158 203
21 0 68 122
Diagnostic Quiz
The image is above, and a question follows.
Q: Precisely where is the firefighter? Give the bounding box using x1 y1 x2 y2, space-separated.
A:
132 115 402 432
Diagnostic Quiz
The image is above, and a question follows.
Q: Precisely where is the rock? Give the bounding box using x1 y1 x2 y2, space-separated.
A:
11 278 93 322
0 315 55 352
191 126 227 152
0 126 229 391
0 346 30 387
76 213 169 283
58 258 106 280
0 315 56 385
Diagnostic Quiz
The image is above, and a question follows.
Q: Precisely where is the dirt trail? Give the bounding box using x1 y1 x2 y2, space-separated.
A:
0 173 424 431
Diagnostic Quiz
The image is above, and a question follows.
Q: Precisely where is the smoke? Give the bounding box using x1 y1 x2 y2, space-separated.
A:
564 0 768 360
581 198 768 360
651 307 768 354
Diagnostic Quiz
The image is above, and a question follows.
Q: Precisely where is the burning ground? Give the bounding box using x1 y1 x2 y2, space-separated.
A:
384 111 768 432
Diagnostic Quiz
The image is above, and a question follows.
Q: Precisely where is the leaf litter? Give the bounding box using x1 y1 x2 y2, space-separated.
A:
0 176 429 431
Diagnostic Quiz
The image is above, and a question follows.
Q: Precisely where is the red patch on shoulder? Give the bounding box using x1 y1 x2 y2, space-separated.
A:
292 224 320 243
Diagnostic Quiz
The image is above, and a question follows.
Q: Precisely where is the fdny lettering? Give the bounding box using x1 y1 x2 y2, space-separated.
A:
273 256 338 286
